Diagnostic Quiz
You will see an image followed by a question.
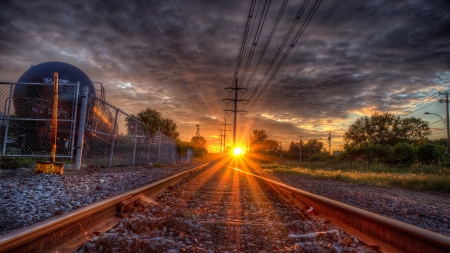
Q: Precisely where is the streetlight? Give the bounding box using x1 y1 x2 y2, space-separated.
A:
424 112 450 158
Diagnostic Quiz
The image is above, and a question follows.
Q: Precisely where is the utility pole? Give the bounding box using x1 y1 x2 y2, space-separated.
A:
220 116 231 153
279 141 283 158
298 136 303 162
196 124 200 137
223 78 248 147
218 129 223 154
439 91 450 159
328 131 332 155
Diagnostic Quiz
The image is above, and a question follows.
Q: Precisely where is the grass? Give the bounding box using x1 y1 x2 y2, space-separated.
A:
261 161 450 192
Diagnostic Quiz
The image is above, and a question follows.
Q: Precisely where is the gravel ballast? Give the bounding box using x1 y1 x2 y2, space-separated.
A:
0 163 202 236
77 164 379 253
272 173 450 237
1 162 449 242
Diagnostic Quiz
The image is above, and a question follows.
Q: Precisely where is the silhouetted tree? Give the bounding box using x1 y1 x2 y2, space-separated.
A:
344 112 430 146
160 118 180 140
191 136 208 157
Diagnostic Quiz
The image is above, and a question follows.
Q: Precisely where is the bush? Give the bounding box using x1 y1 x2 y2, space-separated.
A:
361 144 392 164
392 143 416 165
417 143 445 165
0 158 34 169
310 153 331 162
342 144 364 162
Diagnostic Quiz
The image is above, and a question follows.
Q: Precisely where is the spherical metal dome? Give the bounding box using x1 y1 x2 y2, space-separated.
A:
17 61 96 95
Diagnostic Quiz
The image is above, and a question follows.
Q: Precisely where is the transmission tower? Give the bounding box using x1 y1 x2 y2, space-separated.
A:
223 78 248 147
196 124 200 137
220 116 232 153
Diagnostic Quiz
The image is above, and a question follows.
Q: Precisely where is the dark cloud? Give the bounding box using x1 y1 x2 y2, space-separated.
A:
0 0 449 149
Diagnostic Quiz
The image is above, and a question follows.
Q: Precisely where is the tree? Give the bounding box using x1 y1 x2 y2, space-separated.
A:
250 129 269 152
136 108 162 137
288 141 300 159
251 129 268 144
344 112 430 146
125 108 180 140
392 143 416 165
191 136 208 158
400 117 431 142
261 139 279 155
160 118 180 140
417 143 445 165
125 115 140 136
303 139 324 155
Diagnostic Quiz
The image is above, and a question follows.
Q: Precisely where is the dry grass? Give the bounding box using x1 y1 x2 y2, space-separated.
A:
262 162 450 192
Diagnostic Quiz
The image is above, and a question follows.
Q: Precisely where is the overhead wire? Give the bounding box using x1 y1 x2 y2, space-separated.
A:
240 0 272 88
243 0 289 89
232 0 257 86
430 131 446 136
404 92 438 111
403 101 438 116
247 0 312 102
247 0 323 111
224 0 257 113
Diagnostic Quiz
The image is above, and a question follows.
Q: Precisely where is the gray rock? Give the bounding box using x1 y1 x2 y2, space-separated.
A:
15 168 33 175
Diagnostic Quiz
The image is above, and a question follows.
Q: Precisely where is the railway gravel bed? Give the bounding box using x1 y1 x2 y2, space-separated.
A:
271 173 450 237
0 163 202 236
77 165 379 253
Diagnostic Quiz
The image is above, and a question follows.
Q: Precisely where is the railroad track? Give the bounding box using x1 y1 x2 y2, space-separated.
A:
1 162 449 252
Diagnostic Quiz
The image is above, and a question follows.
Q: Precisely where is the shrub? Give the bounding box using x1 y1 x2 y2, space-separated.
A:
0 158 34 169
392 143 416 165
310 153 331 162
361 144 392 164
417 143 445 165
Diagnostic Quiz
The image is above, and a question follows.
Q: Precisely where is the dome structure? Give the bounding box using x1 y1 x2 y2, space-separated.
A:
17 61 96 96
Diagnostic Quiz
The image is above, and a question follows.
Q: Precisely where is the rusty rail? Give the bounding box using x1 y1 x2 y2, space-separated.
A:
0 163 209 253
230 166 450 253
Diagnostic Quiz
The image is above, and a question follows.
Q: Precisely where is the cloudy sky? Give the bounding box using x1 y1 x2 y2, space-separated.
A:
1 0 450 152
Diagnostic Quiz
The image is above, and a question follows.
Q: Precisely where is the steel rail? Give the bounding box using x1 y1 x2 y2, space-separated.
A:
229 166 450 253
0 163 209 253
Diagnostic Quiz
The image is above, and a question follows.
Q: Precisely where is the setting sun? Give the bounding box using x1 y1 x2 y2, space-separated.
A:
233 147 244 156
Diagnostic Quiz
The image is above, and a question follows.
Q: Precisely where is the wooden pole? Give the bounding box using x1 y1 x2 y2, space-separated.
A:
50 72 58 163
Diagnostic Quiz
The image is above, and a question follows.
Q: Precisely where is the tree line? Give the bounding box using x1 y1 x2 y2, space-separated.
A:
286 112 447 165
125 108 208 159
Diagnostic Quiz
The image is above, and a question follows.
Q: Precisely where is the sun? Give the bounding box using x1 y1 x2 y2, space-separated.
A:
233 147 244 156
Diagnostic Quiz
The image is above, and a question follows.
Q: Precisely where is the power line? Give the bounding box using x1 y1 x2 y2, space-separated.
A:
232 0 257 87
239 0 267 88
243 0 289 89
404 92 438 111
428 119 442 126
430 131 446 136
403 101 437 116
248 0 323 110
240 0 272 88
430 122 445 127
247 0 312 102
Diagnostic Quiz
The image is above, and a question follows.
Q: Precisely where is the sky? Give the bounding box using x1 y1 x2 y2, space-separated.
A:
1 0 450 153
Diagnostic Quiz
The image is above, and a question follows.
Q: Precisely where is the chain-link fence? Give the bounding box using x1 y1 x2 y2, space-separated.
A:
82 96 177 167
0 82 79 157
0 82 179 167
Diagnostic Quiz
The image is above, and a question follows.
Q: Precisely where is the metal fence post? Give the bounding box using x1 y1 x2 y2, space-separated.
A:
70 82 80 158
74 86 89 170
147 134 151 163
2 83 13 156
158 132 161 163
108 109 119 168
165 137 168 163
133 121 137 166
171 141 175 163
